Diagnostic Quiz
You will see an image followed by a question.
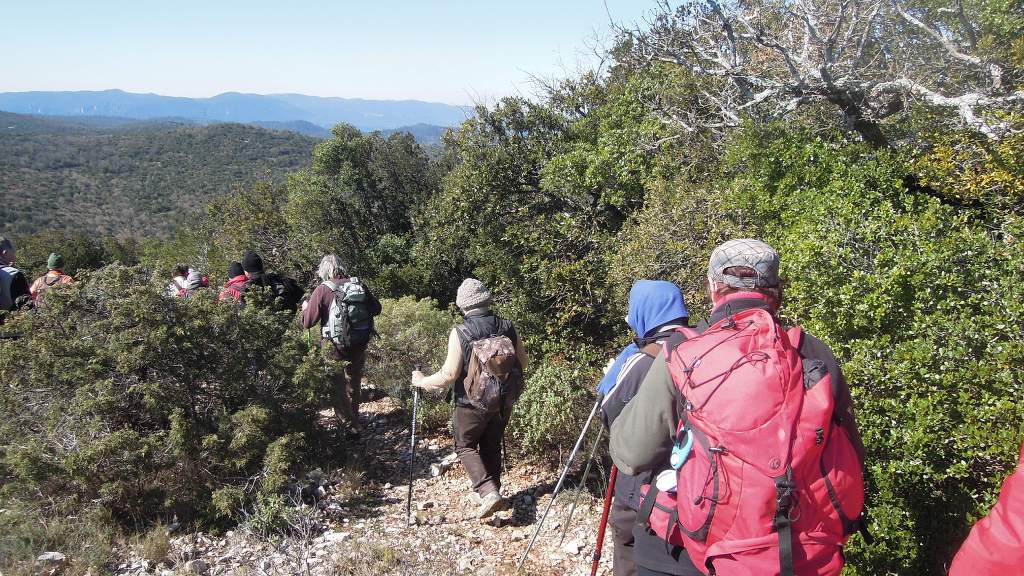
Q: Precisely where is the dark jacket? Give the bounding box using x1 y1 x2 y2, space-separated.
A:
244 271 302 312
453 309 519 408
0 265 30 312
601 323 697 575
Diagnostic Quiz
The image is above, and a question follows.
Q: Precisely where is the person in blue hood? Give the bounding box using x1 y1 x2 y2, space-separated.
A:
598 280 694 576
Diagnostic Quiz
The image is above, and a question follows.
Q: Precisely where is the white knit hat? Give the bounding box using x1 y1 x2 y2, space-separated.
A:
456 278 492 312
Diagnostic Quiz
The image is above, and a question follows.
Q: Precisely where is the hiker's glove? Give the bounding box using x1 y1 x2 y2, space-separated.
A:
411 370 425 387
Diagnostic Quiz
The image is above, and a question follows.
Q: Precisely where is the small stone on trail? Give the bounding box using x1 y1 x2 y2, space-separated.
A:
322 531 351 543
384 482 392 489
36 551 66 565
184 559 209 574
416 500 435 511
562 540 583 555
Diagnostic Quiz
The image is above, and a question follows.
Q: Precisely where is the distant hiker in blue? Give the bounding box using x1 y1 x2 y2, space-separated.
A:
598 280 691 576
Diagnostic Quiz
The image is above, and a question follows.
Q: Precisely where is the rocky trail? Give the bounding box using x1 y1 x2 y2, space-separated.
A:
109 391 616 576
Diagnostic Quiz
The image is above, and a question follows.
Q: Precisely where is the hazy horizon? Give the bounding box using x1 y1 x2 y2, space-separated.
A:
0 1 656 107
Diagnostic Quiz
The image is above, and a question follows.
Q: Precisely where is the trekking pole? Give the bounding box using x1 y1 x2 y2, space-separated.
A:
406 364 422 526
559 425 605 546
590 465 618 576
516 395 603 574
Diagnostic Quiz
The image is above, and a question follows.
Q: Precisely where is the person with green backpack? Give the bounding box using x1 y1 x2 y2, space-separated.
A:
301 254 381 435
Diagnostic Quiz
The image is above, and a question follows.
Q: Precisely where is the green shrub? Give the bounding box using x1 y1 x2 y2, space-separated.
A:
508 345 603 462
366 296 455 430
722 127 1024 575
0 264 331 567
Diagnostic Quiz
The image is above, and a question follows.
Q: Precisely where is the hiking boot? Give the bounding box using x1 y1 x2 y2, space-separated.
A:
476 491 507 519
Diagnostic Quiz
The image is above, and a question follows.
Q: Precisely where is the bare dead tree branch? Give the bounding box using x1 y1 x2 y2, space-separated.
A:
613 0 1023 147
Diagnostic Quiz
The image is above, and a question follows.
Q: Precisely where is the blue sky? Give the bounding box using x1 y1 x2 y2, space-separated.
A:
0 1 657 105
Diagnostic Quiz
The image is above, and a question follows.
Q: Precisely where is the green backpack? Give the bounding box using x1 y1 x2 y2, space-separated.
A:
322 278 371 348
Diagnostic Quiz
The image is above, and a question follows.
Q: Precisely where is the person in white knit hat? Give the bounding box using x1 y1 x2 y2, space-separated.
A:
412 278 529 519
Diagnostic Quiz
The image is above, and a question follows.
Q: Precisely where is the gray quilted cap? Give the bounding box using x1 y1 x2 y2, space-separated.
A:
456 278 492 312
707 239 781 289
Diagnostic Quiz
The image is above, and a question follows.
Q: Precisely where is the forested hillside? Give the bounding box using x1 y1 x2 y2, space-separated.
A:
2 2 1023 575
0 114 318 236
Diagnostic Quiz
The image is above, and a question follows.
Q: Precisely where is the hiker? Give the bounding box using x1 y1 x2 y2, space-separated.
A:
219 261 248 303
948 440 1024 575
165 264 190 297
0 236 31 314
29 253 74 300
241 251 302 312
609 239 866 576
301 254 381 433
410 278 529 519
597 280 690 576
181 270 209 298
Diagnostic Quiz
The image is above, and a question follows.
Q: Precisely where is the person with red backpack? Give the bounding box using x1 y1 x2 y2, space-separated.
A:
948 440 1024 575
411 278 529 519
219 261 247 303
610 239 866 576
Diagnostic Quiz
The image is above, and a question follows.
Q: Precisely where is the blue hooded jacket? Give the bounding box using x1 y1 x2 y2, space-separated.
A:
596 280 689 395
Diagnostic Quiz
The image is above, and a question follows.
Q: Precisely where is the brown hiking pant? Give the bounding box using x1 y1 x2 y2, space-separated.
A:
326 342 367 426
453 405 511 497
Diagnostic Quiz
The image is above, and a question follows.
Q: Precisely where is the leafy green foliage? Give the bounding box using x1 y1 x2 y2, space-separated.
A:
722 127 1024 574
0 264 331 567
508 346 603 462
366 296 456 430
12 229 139 278
0 121 317 237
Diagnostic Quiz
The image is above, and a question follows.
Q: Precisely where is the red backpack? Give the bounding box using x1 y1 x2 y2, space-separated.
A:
948 442 1024 575
638 307 865 576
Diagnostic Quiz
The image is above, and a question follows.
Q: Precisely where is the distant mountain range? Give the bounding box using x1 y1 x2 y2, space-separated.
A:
0 89 470 133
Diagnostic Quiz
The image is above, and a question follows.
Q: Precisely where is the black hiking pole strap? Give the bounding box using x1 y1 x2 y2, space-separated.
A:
515 395 603 574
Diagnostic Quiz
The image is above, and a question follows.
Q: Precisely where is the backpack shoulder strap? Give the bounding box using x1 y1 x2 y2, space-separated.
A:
678 326 701 339
455 324 473 346
640 342 663 358
786 326 803 350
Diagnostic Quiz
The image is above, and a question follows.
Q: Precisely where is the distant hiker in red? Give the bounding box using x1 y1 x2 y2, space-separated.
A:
411 278 529 519
301 254 381 435
219 261 247 303
609 239 866 576
948 441 1024 575
29 252 73 300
